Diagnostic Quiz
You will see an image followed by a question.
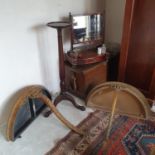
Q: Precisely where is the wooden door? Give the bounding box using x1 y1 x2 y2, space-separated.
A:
119 0 155 98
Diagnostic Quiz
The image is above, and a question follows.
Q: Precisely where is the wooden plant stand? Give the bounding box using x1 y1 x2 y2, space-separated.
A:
44 21 85 117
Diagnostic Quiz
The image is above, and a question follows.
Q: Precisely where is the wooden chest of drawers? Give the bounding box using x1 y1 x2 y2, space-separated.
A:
65 61 107 99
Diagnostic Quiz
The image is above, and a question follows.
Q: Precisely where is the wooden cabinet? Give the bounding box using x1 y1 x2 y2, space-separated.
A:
64 13 107 99
118 0 155 99
65 62 107 99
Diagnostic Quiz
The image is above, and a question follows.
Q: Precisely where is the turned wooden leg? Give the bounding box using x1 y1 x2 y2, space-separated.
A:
54 93 85 110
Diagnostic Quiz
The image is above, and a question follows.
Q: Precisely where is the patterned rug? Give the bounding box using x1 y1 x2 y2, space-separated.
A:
45 110 155 155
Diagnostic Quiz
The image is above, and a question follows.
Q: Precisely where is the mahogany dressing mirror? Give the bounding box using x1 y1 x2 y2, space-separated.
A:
71 13 104 47
66 13 106 66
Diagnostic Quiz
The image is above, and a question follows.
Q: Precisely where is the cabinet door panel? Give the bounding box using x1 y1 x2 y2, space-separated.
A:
119 0 155 97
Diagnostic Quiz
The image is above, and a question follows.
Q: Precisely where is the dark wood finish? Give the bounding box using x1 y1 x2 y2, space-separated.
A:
47 22 71 93
65 61 107 99
63 13 107 99
66 13 106 66
107 51 120 81
118 0 135 81
118 0 155 98
149 68 155 99
45 22 85 117
66 49 106 66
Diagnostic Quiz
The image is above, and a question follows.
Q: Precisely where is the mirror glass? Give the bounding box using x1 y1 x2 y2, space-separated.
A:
72 14 103 44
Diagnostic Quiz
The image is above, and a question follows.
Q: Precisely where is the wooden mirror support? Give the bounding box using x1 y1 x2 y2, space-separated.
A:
7 85 84 141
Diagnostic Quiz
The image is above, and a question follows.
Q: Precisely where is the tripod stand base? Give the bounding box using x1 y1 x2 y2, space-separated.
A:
44 92 85 117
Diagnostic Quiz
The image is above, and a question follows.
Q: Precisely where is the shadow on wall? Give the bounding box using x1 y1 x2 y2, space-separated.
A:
32 24 60 93
33 19 72 93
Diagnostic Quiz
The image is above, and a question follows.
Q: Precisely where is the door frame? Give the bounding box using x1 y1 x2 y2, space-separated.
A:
118 0 136 81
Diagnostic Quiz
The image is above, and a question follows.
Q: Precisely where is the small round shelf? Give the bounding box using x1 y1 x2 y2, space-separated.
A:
47 21 71 29
44 20 85 117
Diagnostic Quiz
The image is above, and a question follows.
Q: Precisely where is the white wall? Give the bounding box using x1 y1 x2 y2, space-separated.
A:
105 0 126 43
0 0 104 125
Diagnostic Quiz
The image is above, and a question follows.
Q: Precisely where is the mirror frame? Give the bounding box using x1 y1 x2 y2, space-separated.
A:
69 12 105 50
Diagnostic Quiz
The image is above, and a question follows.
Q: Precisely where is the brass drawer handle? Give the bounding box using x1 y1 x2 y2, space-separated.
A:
71 74 77 91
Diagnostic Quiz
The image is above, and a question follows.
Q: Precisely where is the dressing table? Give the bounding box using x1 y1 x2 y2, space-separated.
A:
65 13 107 99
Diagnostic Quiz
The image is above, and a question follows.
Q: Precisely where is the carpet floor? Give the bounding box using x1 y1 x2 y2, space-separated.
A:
46 110 155 155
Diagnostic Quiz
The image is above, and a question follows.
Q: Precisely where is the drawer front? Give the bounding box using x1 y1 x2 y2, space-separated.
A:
65 66 85 98
83 63 107 95
65 62 107 99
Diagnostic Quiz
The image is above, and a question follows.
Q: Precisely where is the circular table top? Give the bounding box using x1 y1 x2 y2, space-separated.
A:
47 21 71 29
